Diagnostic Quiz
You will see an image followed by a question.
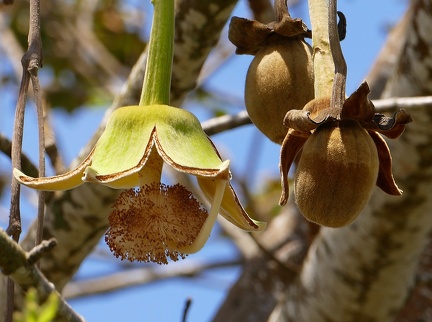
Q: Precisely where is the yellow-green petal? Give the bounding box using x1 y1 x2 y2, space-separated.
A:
13 149 94 191
86 105 156 177
154 105 230 178
84 142 163 189
198 177 267 231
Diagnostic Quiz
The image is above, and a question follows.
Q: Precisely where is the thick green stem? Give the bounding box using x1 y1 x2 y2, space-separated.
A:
308 0 334 98
140 0 174 106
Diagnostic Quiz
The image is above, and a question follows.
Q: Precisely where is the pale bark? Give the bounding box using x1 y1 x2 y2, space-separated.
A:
213 0 432 321
273 0 432 321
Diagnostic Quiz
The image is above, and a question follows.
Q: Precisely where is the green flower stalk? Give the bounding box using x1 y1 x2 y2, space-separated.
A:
14 0 266 264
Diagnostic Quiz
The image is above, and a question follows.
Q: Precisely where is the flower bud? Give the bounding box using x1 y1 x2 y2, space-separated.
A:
245 40 314 144
294 120 379 227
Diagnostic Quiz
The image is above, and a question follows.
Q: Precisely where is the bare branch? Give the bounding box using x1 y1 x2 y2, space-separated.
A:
27 239 57 266
201 96 432 136
0 229 84 322
62 259 240 299
5 0 44 317
202 110 252 136
28 50 46 252
0 133 39 178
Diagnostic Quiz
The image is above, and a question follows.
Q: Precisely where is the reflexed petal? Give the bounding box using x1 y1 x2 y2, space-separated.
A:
87 105 155 178
198 177 266 231
84 135 163 189
341 81 375 121
368 131 402 195
155 106 231 179
13 149 94 191
279 129 308 205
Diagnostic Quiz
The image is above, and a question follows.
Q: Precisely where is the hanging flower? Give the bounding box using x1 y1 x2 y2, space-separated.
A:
14 104 266 263
14 0 266 264
279 82 412 227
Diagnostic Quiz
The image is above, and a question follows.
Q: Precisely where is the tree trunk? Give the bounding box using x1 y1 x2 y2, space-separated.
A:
273 0 432 320
214 0 432 321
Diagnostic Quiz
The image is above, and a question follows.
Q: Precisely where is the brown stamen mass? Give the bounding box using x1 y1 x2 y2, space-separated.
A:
105 183 208 264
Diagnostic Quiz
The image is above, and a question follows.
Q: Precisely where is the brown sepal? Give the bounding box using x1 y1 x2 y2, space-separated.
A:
273 15 310 38
342 81 375 122
228 17 272 55
368 131 402 195
228 15 310 56
283 97 337 132
363 109 413 139
279 129 309 205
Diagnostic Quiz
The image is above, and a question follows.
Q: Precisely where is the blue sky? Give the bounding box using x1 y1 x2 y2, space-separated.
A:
0 0 408 321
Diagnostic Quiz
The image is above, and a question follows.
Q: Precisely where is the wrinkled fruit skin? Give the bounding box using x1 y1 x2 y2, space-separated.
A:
245 39 314 144
294 121 379 228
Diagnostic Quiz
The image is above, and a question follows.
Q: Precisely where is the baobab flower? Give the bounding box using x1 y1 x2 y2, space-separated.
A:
14 105 266 264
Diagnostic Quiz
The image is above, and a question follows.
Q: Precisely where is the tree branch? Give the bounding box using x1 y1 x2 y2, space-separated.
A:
0 229 84 322
201 96 432 136
62 259 240 299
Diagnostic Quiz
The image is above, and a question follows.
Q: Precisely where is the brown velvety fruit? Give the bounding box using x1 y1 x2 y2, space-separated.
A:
245 39 314 144
294 121 379 228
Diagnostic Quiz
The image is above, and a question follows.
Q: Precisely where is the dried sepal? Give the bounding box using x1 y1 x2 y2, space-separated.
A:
272 15 310 38
368 131 402 195
341 82 375 121
228 17 272 55
363 110 412 139
279 129 309 205
228 15 310 56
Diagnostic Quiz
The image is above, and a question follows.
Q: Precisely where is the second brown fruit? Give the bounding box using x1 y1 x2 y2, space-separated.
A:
245 39 314 144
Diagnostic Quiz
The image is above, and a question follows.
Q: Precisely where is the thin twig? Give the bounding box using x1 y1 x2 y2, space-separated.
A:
0 14 64 175
6 0 43 318
27 238 57 266
249 234 301 273
7 65 29 240
182 298 192 322
6 42 30 322
28 40 46 253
